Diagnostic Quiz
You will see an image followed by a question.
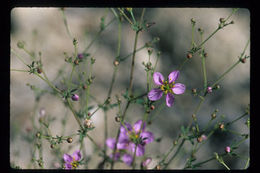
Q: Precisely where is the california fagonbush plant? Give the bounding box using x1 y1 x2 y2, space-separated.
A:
11 8 250 170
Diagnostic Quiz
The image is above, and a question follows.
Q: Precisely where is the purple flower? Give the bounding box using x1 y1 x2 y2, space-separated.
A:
148 70 186 107
118 120 154 157
63 150 81 169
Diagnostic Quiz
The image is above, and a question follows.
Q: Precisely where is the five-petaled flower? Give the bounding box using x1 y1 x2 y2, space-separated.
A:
106 120 154 166
148 70 186 107
63 150 81 169
119 120 154 157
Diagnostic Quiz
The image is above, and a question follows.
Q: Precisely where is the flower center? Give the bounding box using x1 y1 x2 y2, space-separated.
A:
160 80 175 94
71 158 79 169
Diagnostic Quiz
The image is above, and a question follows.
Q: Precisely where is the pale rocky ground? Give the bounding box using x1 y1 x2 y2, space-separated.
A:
10 8 249 169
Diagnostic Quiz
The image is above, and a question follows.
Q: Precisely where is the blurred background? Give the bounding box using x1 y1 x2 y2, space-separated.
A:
10 8 250 169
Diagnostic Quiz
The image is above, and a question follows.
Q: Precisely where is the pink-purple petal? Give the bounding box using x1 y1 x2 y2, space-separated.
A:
148 88 163 101
168 70 179 83
166 93 175 107
140 131 154 144
172 83 186 95
64 163 72 169
122 153 133 166
153 72 164 85
129 142 145 156
63 154 73 163
117 141 129 150
109 152 121 161
72 150 81 161
120 122 132 134
133 120 145 133
106 138 116 149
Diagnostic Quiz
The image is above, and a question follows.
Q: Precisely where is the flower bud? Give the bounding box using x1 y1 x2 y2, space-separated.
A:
67 137 73 143
173 140 178 146
73 38 78 45
77 53 84 60
74 59 79 65
187 53 193 59
201 134 207 140
225 146 231 153
17 41 24 49
211 113 216 119
82 84 87 90
36 132 41 138
203 52 208 57
207 87 212 93
240 58 246 63
50 144 55 149
71 94 79 101
37 68 43 74
197 136 203 143
91 57 96 64
191 18 196 25
219 123 225 130
156 165 161 170
39 108 46 118
191 88 197 94
84 119 93 128
219 18 225 23
150 105 155 110
192 114 196 120
115 116 121 122
113 60 120 66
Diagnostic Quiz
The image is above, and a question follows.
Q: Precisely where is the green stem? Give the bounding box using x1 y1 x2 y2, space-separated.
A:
60 8 73 39
128 31 140 96
83 18 116 53
211 39 250 88
66 98 84 130
11 48 28 66
118 8 133 25
163 139 186 169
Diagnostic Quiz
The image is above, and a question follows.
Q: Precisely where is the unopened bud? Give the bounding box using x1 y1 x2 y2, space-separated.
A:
77 53 84 60
156 165 161 170
37 68 43 74
115 116 121 122
84 119 93 128
113 60 120 66
50 144 55 149
82 84 87 90
207 87 212 93
17 41 24 49
219 123 225 130
240 58 246 63
219 18 225 23
203 52 208 57
225 146 231 153
147 48 153 55
173 140 178 145
67 137 73 143
211 113 216 119
71 94 79 101
187 53 193 59
192 114 196 120
197 136 203 143
74 59 79 65
191 18 196 25
191 88 197 94
150 105 155 110
36 132 41 138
